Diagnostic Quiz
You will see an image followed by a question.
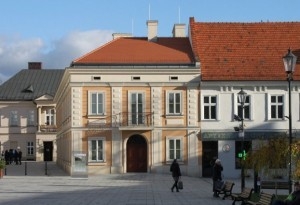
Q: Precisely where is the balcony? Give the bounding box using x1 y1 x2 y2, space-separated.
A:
40 125 57 133
87 112 154 130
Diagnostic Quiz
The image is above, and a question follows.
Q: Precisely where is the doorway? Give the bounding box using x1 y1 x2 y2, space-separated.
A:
43 141 53 161
202 141 218 177
127 135 147 172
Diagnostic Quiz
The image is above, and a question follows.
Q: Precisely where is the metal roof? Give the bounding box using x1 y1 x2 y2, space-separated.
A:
0 69 64 101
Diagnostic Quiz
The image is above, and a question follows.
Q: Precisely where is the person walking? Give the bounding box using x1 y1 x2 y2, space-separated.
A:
17 149 22 165
170 159 181 192
212 158 223 197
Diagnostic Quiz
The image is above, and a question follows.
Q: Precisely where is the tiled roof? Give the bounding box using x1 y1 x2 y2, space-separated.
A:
72 37 195 65
0 69 64 100
189 17 300 81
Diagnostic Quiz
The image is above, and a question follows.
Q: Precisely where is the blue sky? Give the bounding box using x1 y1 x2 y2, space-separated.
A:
0 0 299 83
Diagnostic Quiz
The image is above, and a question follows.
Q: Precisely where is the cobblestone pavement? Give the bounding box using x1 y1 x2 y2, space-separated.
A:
0 162 288 205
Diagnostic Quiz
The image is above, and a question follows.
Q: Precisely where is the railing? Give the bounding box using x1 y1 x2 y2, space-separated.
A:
87 112 153 129
118 112 153 127
40 125 57 132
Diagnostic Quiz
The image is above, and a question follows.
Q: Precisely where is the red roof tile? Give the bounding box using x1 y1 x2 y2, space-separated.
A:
189 17 300 81
72 37 195 65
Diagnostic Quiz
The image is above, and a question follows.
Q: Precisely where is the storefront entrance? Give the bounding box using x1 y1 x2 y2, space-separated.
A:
202 141 218 177
127 135 147 172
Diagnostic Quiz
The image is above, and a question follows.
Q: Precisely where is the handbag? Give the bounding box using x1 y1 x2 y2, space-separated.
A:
215 180 225 190
178 180 183 189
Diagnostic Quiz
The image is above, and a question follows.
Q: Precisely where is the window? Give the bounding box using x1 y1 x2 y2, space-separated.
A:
45 109 55 125
129 92 145 125
10 111 19 126
167 91 182 115
27 110 35 126
166 138 182 161
89 92 105 115
88 138 105 162
27 141 34 156
238 95 250 120
203 96 217 119
270 95 283 119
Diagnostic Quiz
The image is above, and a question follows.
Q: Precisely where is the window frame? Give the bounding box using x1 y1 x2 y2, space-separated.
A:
269 94 284 120
27 141 34 156
202 95 218 120
10 110 19 126
88 91 106 116
166 91 182 115
88 137 106 163
27 110 35 126
166 137 183 162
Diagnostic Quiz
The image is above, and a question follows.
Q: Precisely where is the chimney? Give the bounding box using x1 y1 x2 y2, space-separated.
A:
112 33 132 40
172 24 186 37
28 62 42 70
147 20 158 41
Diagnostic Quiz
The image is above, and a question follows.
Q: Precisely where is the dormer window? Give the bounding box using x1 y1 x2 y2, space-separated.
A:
23 85 34 93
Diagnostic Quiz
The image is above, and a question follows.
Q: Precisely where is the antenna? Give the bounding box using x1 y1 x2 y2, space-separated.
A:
148 4 151 20
132 19 134 35
178 6 181 23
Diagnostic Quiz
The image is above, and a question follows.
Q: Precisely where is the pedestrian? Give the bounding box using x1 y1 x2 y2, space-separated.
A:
212 158 223 197
170 159 181 192
4 150 9 165
17 149 22 165
272 181 300 205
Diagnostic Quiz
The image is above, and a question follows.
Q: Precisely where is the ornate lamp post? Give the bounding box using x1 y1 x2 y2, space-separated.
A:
283 49 297 194
234 88 247 191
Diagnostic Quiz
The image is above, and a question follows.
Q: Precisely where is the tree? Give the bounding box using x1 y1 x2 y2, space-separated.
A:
246 137 290 179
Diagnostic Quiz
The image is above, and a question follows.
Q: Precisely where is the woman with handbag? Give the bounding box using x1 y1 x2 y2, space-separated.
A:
170 159 181 192
212 159 223 197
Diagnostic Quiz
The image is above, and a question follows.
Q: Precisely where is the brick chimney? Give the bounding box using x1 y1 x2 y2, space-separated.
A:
28 62 42 70
147 20 158 42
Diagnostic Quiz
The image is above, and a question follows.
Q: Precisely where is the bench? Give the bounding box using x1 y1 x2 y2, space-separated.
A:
216 181 235 200
231 187 253 205
245 192 274 205
260 181 289 190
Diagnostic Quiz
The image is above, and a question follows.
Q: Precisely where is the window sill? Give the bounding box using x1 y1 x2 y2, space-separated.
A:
87 115 106 119
165 115 184 119
88 162 107 166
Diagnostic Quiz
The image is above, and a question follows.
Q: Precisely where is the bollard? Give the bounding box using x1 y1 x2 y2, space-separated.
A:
45 161 48 175
5 167 7 175
25 161 27 175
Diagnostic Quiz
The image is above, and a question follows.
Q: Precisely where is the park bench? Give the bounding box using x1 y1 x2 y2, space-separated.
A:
245 192 274 205
260 181 289 190
231 187 254 205
216 181 235 200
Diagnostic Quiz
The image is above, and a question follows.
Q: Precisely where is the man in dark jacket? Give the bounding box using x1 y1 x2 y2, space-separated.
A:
170 159 181 192
212 159 223 197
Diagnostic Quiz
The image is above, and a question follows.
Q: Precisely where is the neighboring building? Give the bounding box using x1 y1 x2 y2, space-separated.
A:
55 21 202 177
0 62 64 161
189 17 300 178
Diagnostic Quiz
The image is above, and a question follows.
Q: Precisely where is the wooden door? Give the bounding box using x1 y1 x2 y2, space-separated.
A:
127 135 147 172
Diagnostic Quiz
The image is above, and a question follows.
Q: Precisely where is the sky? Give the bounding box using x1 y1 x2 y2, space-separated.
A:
0 0 299 84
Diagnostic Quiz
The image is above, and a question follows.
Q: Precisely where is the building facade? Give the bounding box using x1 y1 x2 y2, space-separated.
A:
0 63 64 162
189 17 300 179
55 21 202 177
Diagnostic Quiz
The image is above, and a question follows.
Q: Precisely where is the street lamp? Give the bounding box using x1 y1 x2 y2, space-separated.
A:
234 88 247 191
283 48 297 194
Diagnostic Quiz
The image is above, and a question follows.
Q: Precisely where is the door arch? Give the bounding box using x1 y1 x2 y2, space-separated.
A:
126 135 147 172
